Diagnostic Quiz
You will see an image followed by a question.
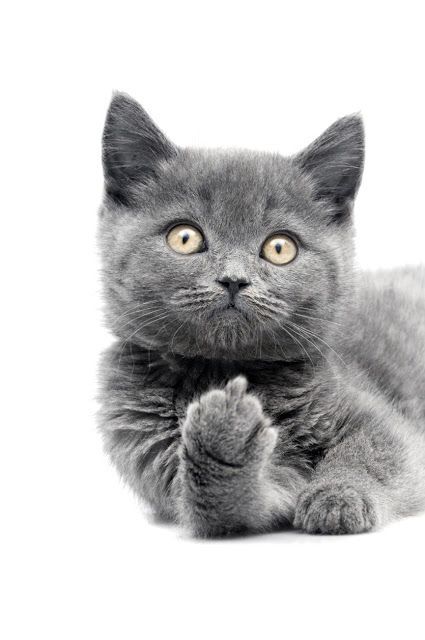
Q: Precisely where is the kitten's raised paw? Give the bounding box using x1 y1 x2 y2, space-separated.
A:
293 483 378 534
183 376 276 468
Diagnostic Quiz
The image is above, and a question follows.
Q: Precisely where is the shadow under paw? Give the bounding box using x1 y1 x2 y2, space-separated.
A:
294 483 378 534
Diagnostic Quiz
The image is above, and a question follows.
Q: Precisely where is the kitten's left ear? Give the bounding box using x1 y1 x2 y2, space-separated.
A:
294 114 364 217
102 92 177 205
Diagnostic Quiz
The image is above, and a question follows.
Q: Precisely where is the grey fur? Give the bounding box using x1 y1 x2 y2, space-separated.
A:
98 92 425 537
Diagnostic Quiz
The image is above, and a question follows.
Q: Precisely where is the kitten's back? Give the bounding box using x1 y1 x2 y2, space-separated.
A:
344 266 425 425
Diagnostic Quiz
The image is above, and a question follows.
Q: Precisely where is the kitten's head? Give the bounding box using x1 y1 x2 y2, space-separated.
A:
99 93 364 362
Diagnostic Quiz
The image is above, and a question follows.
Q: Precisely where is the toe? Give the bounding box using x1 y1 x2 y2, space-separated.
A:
225 375 248 402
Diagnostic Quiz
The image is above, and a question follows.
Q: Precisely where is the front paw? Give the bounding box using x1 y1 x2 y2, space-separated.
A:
294 483 378 534
183 376 276 468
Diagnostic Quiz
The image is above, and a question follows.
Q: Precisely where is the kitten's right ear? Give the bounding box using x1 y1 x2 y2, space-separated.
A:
102 92 177 205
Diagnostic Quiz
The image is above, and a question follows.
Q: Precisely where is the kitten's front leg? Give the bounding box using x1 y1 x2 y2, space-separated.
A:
179 376 302 537
294 405 425 535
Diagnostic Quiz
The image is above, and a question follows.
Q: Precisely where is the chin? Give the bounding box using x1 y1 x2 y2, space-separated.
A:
186 319 274 360
202 314 254 352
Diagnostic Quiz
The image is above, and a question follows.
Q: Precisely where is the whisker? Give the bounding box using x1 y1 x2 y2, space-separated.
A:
286 322 328 364
280 323 315 369
118 311 171 367
112 301 161 324
116 307 164 333
292 311 342 328
170 319 189 356
286 319 346 366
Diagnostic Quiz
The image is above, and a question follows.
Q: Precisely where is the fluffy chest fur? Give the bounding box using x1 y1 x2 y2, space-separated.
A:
109 344 344 474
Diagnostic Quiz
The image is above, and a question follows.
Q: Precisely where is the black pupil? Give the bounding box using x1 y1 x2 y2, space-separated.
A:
182 232 190 244
275 242 282 254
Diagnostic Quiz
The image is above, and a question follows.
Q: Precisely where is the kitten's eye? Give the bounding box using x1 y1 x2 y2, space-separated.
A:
166 225 205 255
261 234 298 265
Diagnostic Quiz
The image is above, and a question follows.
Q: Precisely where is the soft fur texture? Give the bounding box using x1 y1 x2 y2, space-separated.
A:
98 92 425 537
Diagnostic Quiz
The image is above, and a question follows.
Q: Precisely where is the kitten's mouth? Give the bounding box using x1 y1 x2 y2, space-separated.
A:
214 301 249 320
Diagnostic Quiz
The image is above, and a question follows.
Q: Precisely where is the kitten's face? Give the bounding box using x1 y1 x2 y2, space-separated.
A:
99 94 364 361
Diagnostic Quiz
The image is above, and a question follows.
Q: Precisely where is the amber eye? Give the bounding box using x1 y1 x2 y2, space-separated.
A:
261 234 298 265
166 224 205 255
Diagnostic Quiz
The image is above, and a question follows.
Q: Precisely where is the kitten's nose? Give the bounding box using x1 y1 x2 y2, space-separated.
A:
217 277 251 300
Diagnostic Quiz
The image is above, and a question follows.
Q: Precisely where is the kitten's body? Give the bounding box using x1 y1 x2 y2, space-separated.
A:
98 94 425 536
346 268 425 427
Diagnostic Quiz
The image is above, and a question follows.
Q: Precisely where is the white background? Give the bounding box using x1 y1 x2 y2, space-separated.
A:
2 1 425 638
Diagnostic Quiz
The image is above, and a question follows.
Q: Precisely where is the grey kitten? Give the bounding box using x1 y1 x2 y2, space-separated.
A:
98 92 425 537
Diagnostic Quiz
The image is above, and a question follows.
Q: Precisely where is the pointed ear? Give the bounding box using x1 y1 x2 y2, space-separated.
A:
102 92 177 205
294 115 365 217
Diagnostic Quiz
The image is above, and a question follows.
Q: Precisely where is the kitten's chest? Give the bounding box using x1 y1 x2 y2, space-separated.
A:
167 357 333 466
171 357 313 425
